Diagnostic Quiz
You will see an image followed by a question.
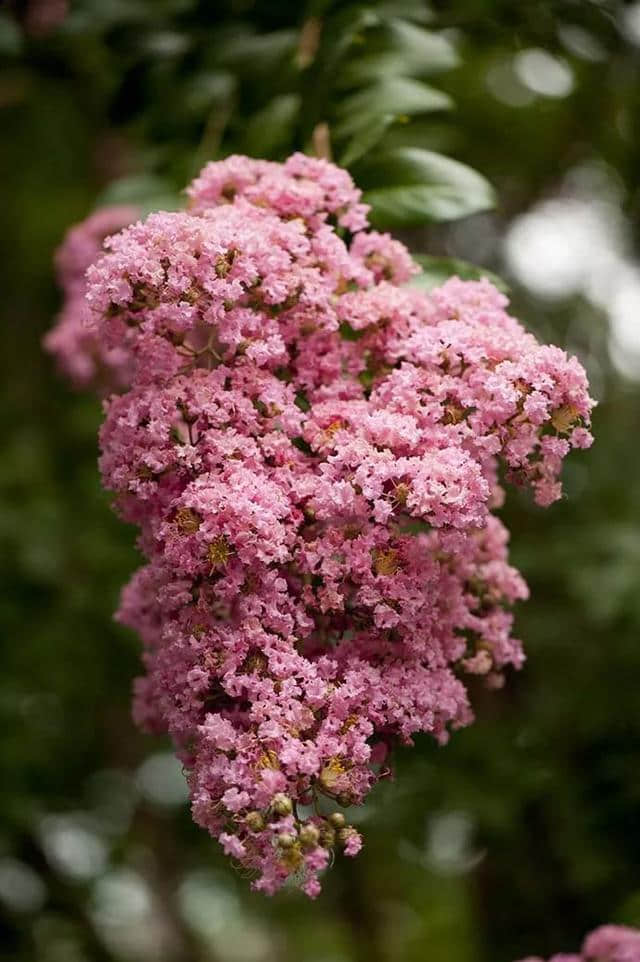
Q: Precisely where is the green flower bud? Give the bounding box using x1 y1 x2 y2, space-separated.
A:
277 832 296 849
271 793 293 816
319 824 336 848
337 826 354 846
299 823 320 848
245 811 265 832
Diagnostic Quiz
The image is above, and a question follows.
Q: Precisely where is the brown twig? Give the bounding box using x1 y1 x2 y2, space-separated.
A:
311 122 332 161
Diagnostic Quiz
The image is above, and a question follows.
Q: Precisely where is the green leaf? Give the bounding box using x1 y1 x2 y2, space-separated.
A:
408 255 509 292
358 147 496 226
218 29 297 73
309 6 380 77
338 19 459 86
242 94 300 158
96 174 181 217
338 114 395 167
182 71 235 116
339 322 366 342
62 0 159 32
372 1 434 24
0 12 22 56
374 118 456 154
388 17 459 69
334 78 452 137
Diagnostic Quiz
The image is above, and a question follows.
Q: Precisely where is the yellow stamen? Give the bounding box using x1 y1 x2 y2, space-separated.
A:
442 403 466 425
321 419 346 445
392 482 410 507
373 547 401 576
551 403 580 434
257 750 280 770
207 536 231 568
319 756 347 792
175 507 201 534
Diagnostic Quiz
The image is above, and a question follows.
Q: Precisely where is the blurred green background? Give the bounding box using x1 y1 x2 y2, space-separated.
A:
1 1 639 960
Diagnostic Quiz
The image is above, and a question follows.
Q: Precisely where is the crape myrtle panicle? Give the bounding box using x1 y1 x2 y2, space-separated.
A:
517 923 640 962
46 153 594 896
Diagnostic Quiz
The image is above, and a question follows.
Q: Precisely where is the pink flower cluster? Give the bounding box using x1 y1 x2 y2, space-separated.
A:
45 205 138 390
49 153 593 896
517 923 640 962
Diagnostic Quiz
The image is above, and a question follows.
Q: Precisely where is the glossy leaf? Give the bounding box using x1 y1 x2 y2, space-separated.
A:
334 78 452 137
359 147 496 225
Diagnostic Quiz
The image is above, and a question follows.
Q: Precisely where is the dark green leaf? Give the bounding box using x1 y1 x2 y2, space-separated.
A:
0 12 23 56
218 29 297 73
339 322 366 341
182 71 235 117
373 1 434 24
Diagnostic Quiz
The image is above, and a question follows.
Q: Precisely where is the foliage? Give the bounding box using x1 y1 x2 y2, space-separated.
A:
0 1 639 961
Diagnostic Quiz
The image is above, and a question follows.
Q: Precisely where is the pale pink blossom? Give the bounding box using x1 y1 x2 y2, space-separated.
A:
516 924 640 962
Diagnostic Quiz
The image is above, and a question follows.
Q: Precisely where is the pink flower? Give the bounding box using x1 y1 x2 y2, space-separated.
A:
44 205 138 390
583 924 640 961
50 153 594 896
515 923 640 962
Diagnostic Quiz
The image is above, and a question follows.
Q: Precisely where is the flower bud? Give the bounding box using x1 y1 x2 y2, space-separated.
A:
319 824 336 848
328 812 346 829
271 793 293 816
299 823 320 849
277 832 296 849
245 811 265 832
